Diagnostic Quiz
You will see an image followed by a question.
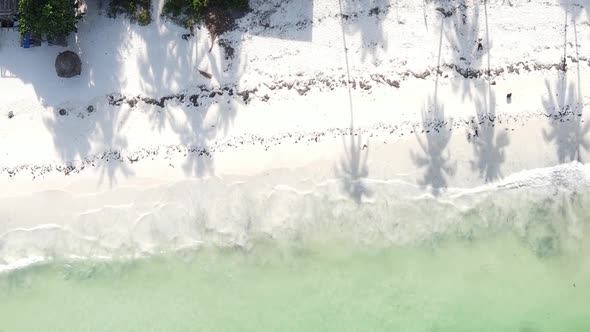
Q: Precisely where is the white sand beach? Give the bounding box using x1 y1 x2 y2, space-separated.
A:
1 0 590 269
3 1 590 331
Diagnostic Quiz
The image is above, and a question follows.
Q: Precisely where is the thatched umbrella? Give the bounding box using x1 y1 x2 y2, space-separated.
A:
55 51 81 78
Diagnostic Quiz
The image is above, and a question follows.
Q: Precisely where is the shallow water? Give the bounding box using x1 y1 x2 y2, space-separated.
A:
1 233 589 332
2 164 590 331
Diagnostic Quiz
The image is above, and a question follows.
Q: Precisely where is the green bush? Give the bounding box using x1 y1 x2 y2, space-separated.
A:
162 0 205 28
108 0 152 25
18 0 81 38
136 7 151 25
209 0 247 10
162 0 247 28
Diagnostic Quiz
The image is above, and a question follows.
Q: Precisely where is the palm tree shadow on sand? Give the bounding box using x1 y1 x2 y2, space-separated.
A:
341 0 389 63
470 85 509 182
411 98 456 196
143 5 249 178
42 97 135 187
409 5 455 196
542 74 590 163
436 0 487 101
544 0 590 164
469 0 509 183
336 129 372 204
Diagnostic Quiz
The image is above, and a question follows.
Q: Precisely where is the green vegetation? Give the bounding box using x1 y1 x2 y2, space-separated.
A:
162 0 248 28
136 6 150 25
108 0 152 26
18 0 81 38
161 0 207 28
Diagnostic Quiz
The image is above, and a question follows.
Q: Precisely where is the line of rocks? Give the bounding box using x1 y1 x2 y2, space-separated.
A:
6 58 584 123
443 60 577 80
253 60 579 97
103 75 401 111
261 73 401 95
126 60 571 106
2 105 588 179
567 55 590 67
107 85 260 108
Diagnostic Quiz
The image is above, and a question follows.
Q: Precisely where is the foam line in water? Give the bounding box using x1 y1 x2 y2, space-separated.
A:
1 162 590 273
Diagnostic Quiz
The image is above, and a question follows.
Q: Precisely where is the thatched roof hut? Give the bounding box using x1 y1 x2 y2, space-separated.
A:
55 51 82 78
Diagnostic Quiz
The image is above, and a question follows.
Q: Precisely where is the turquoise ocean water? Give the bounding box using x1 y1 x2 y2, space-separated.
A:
2 167 590 331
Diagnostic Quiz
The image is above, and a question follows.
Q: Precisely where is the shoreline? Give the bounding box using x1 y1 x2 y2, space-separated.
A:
2 160 590 273
2 0 590 273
